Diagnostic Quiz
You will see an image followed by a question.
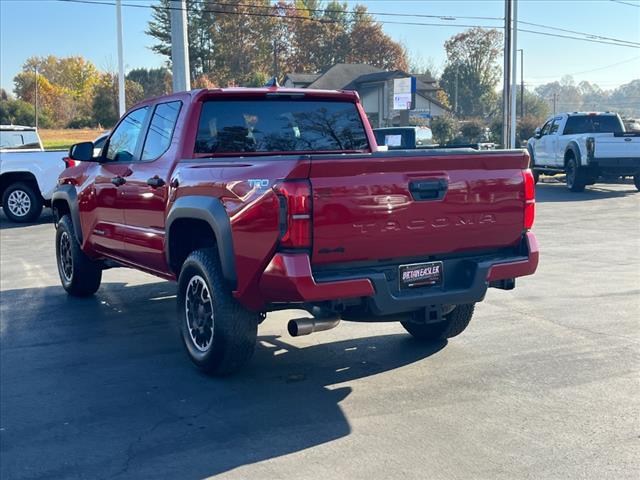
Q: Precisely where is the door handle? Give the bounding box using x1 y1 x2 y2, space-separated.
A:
409 179 448 201
147 176 165 188
111 176 126 186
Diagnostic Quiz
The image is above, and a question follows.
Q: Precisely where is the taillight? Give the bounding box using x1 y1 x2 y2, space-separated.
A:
63 157 76 168
586 137 595 161
522 169 535 230
274 180 312 249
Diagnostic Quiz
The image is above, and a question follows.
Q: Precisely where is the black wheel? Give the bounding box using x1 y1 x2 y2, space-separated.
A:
2 182 43 223
532 170 540 184
56 215 102 296
177 248 259 375
634 173 640 191
401 304 475 341
565 155 586 192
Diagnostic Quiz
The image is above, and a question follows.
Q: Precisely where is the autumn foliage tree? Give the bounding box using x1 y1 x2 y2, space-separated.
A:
440 27 503 118
147 0 408 86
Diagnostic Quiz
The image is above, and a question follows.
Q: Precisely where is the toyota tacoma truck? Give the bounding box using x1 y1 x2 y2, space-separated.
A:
53 88 538 375
527 112 640 192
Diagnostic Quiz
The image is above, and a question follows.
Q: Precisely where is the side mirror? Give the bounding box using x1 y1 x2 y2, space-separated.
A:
534 128 542 139
69 142 96 162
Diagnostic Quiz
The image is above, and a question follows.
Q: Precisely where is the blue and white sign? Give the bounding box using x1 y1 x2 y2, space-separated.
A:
393 77 416 110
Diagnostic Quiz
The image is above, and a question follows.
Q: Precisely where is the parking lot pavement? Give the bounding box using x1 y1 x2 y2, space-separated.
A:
1 182 639 480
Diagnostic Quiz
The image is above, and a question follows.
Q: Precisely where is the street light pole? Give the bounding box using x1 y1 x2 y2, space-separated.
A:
518 49 524 119
34 66 39 130
170 0 191 92
510 0 518 148
116 0 126 116
502 0 513 149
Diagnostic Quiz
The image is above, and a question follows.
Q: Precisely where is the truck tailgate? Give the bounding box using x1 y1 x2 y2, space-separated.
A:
310 150 529 266
595 133 640 159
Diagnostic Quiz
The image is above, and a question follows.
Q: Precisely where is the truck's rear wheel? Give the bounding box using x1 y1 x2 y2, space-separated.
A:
177 248 259 375
2 182 43 223
401 304 475 341
527 147 540 184
56 215 102 296
565 156 586 192
634 173 640 191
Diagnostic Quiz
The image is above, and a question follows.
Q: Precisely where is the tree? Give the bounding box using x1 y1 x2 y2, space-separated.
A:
440 27 503 117
0 98 52 127
92 74 145 128
431 115 458 145
458 118 485 143
146 1 408 85
126 68 171 98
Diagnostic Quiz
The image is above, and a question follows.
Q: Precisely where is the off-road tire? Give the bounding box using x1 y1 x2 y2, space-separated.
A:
2 182 43 223
565 155 586 192
177 248 259 375
401 304 475 341
634 173 640 191
56 215 102 296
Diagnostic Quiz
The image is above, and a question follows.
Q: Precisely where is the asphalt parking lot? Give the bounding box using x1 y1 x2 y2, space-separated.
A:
1 180 639 480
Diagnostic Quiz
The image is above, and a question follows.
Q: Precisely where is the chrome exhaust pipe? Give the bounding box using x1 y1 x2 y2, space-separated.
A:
287 316 341 337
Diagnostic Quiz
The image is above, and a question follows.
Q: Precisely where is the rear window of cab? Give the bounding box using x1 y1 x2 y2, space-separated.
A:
194 98 369 155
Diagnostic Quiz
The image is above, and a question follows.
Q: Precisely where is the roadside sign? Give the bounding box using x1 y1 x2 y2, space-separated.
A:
393 77 416 110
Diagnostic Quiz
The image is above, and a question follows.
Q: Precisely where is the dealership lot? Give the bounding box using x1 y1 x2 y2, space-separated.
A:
1 181 639 480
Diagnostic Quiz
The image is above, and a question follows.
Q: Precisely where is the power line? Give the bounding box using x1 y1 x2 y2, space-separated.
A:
610 0 640 7
526 56 640 79
56 0 640 49
518 20 640 47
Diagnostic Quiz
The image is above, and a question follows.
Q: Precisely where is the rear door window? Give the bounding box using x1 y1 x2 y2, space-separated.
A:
195 98 369 155
141 101 182 161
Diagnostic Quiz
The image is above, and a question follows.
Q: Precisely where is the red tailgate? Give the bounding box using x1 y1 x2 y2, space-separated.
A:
310 151 529 266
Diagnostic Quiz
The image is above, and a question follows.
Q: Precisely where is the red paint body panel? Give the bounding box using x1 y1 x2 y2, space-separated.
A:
258 253 374 304
56 87 538 314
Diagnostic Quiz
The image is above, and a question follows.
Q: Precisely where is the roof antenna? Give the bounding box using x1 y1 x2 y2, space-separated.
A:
264 76 280 87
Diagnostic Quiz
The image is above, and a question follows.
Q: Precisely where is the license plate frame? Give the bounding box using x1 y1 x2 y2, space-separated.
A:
399 261 444 289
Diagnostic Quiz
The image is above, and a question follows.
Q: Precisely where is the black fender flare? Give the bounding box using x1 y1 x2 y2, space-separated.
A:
51 184 83 244
165 196 237 288
564 141 582 167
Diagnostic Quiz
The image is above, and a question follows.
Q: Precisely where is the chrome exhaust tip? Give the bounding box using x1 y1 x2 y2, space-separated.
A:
287 317 341 337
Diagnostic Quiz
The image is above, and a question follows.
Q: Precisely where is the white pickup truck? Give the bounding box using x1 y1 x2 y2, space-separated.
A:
0 126 72 222
527 112 640 192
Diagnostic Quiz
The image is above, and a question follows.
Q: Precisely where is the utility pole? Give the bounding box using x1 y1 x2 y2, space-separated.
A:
273 39 279 80
510 0 518 148
502 0 513 149
116 0 126 116
34 66 39 130
518 49 524 119
170 0 191 92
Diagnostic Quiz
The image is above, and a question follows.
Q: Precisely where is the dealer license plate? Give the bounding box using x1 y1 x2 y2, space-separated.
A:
399 261 443 289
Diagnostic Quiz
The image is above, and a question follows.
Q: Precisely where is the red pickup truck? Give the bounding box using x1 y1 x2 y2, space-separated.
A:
53 88 538 375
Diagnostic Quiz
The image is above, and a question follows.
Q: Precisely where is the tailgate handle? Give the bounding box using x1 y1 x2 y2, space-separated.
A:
409 179 448 201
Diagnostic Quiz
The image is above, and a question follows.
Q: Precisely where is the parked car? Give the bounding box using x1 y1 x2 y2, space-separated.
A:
373 126 433 149
53 88 538 375
0 126 70 222
527 112 640 192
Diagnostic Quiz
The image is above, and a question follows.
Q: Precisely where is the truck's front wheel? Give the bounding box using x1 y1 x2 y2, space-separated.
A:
401 304 475 341
177 248 259 375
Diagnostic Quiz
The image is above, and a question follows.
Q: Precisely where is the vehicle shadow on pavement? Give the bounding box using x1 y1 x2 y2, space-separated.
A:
0 209 53 229
535 182 638 202
0 281 445 479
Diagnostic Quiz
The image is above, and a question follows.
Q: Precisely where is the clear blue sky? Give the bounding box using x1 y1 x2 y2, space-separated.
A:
1 0 639 94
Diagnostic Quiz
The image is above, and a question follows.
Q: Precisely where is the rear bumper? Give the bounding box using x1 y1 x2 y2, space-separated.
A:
259 232 539 315
589 157 640 171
